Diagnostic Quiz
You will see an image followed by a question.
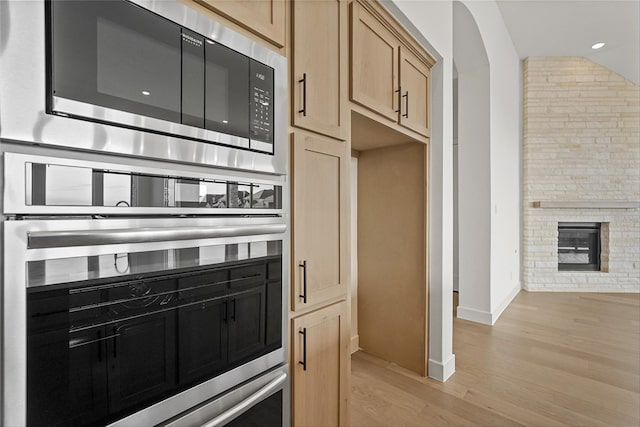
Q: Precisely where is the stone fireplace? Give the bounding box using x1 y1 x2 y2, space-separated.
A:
523 57 639 292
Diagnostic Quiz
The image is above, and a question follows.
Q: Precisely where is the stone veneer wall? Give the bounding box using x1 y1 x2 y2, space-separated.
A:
523 57 640 292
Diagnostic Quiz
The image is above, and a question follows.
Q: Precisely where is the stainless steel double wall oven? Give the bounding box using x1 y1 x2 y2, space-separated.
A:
0 0 289 426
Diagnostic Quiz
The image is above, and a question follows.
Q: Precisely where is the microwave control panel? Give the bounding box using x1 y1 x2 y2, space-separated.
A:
249 61 274 146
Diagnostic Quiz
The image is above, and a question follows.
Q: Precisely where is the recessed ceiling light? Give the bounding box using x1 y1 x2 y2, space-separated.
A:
591 42 605 50
222 120 228 124
141 90 151 96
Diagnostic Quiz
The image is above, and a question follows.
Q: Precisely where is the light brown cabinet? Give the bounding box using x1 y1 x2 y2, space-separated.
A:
350 1 431 137
350 0 398 122
399 47 430 136
198 0 286 47
291 132 349 312
292 0 347 140
292 301 349 427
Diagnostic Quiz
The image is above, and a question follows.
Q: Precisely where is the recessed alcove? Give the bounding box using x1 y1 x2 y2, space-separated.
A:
351 111 429 376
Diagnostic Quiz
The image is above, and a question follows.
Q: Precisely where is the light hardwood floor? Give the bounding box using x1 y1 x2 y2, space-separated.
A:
351 291 640 426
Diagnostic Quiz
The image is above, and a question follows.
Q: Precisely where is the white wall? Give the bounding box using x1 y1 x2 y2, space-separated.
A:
462 0 522 321
384 0 455 381
452 76 459 292
452 1 522 325
452 1 493 323
457 65 492 320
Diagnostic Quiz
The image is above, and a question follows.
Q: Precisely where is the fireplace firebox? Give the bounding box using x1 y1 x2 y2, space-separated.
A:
558 222 601 271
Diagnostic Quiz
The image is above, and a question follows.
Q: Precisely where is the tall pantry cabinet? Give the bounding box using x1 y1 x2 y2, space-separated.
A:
290 0 351 426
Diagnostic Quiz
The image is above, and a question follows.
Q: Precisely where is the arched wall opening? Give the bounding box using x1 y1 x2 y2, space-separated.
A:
453 1 492 320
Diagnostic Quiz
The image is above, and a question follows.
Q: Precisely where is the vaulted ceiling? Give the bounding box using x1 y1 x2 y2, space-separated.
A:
496 1 640 84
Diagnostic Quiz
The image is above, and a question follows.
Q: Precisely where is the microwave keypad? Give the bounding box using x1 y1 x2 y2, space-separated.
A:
249 61 274 147
252 87 271 138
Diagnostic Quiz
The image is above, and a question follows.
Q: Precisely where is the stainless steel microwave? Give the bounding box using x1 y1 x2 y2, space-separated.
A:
0 0 287 174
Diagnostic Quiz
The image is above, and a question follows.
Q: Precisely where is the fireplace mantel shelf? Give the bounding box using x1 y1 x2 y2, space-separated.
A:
532 200 640 209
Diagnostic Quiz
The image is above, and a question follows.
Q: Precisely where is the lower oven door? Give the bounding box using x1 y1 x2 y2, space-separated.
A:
2 216 288 427
160 364 289 427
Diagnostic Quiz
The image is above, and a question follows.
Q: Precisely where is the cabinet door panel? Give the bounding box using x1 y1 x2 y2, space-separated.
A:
28 329 108 427
108 312 176 412
292 302 349 427
399 47 430 137
350 2 398 122
178 298 228 386
292 133 349 311
266 280 283 348
292 0 346 140
199 0 285 47
228 284 267 363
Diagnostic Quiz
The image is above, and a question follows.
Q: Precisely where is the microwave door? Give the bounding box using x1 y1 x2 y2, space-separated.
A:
205 41 250 147
50 0 182 123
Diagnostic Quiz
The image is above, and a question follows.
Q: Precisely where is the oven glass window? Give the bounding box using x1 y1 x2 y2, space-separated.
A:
27 243 283 427
25 162 282 210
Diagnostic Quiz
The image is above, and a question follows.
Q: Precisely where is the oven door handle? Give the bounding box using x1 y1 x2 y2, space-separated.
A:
201 372 287 427
28 223 287 249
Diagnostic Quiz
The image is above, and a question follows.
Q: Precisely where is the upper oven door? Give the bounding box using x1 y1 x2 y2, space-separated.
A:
0 0 286 174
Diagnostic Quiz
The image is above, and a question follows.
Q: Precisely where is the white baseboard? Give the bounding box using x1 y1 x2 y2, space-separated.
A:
457 285 521 325
524 286 640 293
350 335 360 354
428 355 455 382
456 306 493 325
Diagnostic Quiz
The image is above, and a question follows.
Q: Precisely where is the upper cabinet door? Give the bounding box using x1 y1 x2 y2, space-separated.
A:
292 133 349 312
350 1 399 122
199 0 285 48
399 47 430 137
292 0 347 140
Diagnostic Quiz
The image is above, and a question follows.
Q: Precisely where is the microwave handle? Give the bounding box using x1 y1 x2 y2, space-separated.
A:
28 223 287 249
201 372 287 427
